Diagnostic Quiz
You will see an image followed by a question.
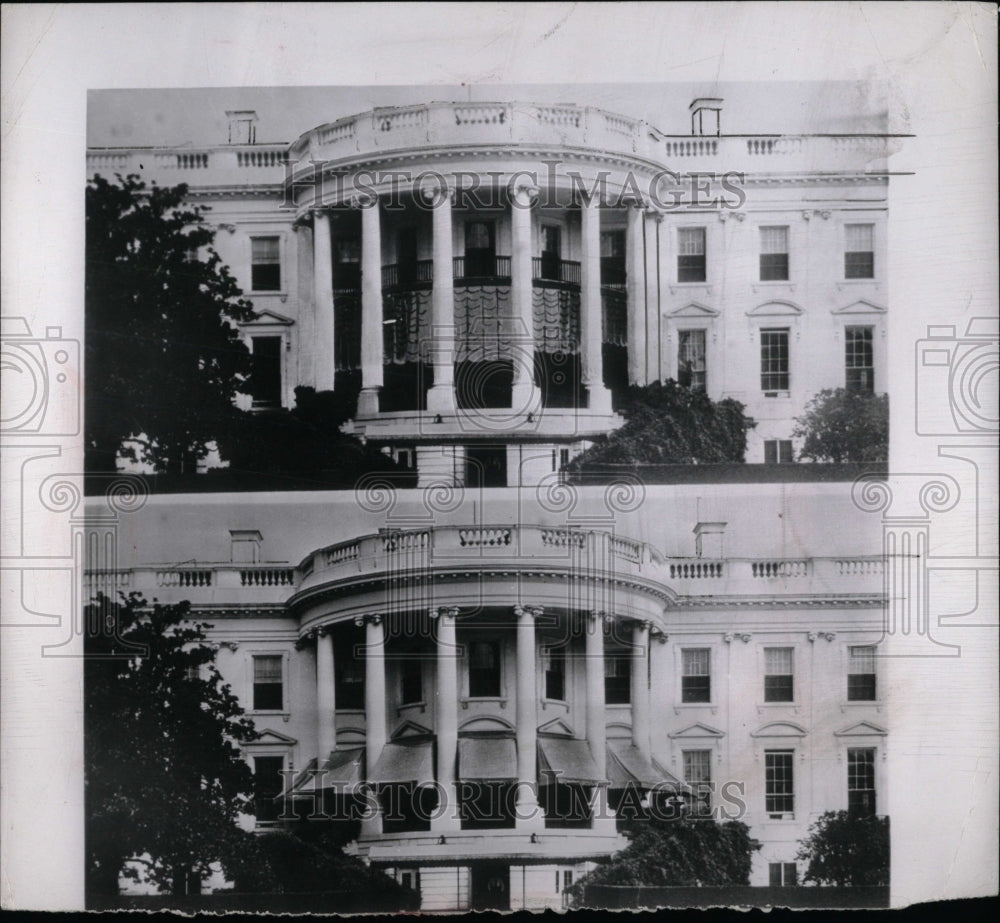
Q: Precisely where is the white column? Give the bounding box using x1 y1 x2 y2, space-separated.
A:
425 183 456 414
580 196 612 413
585 611 607 779
510 182 542 414
630 620 651 760
312 209 336 391
514 606 542 828
316 628 336 760
357 194 383 417
648 628 670 764
625 201 645 386
432 607 459 830
363 615 386 779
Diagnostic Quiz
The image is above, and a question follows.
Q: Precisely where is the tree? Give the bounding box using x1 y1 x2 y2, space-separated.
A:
564 380 755 474
86 173 255 473
568 817 761 896
85 594 260 898
792 389 889 463
795 810 889 887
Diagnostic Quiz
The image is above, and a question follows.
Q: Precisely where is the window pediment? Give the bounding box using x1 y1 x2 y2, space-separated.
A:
834 720 888 737
606 721 632 739
246 728 297 746
391 719 433 739
537 717 575 738
243 308 294 326
831 299 886 315
746 300 803 317
751 721 807 738
668 722 725 739
459 715 515 734
667 301 719 319
336 726 366 745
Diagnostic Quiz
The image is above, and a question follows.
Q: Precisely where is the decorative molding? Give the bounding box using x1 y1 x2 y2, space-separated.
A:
723 632 752 644
649 627 669 644
834 720 888 738
353 613 383 627
830 298 887 315
750 721 807 738
668 722 725 739
666 301 719 319
745 299 803 317
807 631 837 642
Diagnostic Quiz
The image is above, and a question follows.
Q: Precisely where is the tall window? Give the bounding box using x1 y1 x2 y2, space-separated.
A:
541 224 562 280
336 644 365 709
250 236 281 291
759 226 789 281
253 755 285 824
764 440 794 464
334 237 361 290
252 655 283 711
678 329 707 390
468 640 501 697
681 648 711 703
400 658 423 705
847 747 877 816
769 863 798 886
760 328 790 392
250 335 282 407
545 646 567 701
604 653 631 705
683 750 713 816
464 220 496 277
765 750 795 818
764 647 794 702
844 223 875 279
677 227 707 282
848 645 877 701
845 325 875 392
600 230 627 289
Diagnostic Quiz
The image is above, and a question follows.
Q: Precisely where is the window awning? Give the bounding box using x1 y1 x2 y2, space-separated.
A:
607 740 681 790
458 737 517 782
279 747 365 800
538 737 604 785
370 740 434 786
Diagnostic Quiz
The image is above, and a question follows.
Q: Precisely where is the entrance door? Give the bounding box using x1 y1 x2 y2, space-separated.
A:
541 224 562 280
464 220 496 278
465 445 508 488
470 863 510 911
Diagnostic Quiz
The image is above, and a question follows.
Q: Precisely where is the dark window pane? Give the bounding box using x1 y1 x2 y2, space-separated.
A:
400 659 422 704
845 252 874 279
848 673 877 701
769 864 783 887
764 675 794 702
677 254 706 283
250 336 282 406
545 648 566 701
681 675 710 703
760 253 789 281
760 329 790 391
251 237 281 291
254 755 284 822
784 864 798 886
468 640 501 697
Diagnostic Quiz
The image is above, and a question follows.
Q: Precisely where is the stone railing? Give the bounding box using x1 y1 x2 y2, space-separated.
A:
86 144 290 187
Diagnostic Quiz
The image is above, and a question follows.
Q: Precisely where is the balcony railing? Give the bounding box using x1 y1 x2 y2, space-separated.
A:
381 260 434 291
87 528 885 607
532 258 581 288
452 254 511 283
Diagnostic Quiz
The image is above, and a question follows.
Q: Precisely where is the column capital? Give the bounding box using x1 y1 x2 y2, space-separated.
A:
419 180 454 207
349 191 378 209
649 627 669 644
723 631 752 644
509 181 539 208
429 606 460 622
807 631 837 642
354 612 383 627
631 618 651 632
514 605 544 620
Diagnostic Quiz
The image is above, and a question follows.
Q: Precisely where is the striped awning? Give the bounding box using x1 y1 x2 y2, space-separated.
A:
607 740 681 790
279 747 365 800
538 737 604 785
458 737 517 782
370 740 434 786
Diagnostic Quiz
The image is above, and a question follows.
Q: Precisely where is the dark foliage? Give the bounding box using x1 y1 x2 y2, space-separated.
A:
86 173 254 473
564 380 755 474
792 388 889 463
796 810 890 886
85 594 259 897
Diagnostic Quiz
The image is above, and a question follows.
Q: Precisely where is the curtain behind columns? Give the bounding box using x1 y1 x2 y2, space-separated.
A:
334 293 362 373
383 290 431 365
532 289 580 355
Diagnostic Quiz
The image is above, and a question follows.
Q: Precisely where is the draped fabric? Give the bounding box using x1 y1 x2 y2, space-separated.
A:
532 288 580 356
602 291 628 347
454 286 514 363
383 290 431 365
334 292 362 372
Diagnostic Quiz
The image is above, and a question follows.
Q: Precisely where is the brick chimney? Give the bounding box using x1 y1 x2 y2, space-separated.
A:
689 98 723 137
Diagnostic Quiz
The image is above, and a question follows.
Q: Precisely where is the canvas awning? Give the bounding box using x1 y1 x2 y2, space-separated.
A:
537 737 604 785
458 737 517 782
370 740 434 786
607 740 681 790
278 747 365 800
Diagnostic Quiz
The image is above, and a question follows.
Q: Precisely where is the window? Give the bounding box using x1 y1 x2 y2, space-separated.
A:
252 655 283 711
250 335 282 407
678 329 707 390
769 863 798 887
764 647 794 702
541 224 562 279
464 220 496 277
253 755 285 823
600 230 627 289
604 653 631 705
250 236 281 291
760 226 789 281
560 870 574 891
468 640 501 697
765 750 794 818
545 646 567 701
400 657 423 705
677 227 707 282
399 870 420 892
848 645 877 701
336 644 365 710
334 237 361 290
845 325 875 392
845 223 875 279
681 648 711 703
847 747 877 816
760 328 789 393
764 440 794 464
683 750 713 816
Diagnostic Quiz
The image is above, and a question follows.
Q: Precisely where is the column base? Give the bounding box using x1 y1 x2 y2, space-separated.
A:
356 387 380 418
431 782 461 832
510 381 543 417
426 383 456 415
586 383 613 414
514 793 545 831
360 810 382 840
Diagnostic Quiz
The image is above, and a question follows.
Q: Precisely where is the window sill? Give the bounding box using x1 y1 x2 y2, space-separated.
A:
761 391 791 400
460 697 508 709
541 697 568 710
840 700 882 711
669 283 712 295
251 709 291 721
396 701 427 716
837 279 880 291
250 290 289 299
757 703 801 714
673 703 718 715
752 281 795 293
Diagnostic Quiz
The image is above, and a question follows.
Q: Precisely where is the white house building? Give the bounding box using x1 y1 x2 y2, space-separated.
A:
85 93 893 910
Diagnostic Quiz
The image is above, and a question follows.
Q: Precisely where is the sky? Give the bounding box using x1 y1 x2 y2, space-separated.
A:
88 81 890 148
